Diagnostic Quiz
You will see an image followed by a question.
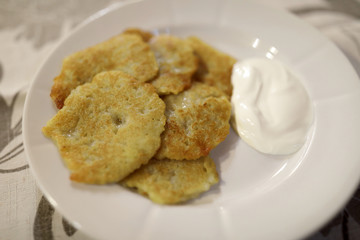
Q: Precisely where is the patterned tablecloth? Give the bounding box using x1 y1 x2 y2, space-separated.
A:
1 0 359 239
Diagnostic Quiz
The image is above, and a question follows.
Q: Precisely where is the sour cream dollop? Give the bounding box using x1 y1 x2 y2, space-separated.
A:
231 58 313 155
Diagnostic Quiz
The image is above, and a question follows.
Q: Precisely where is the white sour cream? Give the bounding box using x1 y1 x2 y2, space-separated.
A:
231 58 313 155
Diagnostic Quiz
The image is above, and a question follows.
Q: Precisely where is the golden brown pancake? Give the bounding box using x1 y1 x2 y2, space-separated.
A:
122 155 219 204
155 82 231 160
43 71 166 184
187 36 236 97
149 35 198 95
122 28 154 42
50 33 158 109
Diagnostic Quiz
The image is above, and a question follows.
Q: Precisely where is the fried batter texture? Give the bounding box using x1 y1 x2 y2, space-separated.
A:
44 29 237 204
149 35 198 95
123 28 154 42
122 155 219 204
50 33 158 109
187 36 236 97
43 71 166 184
155 82 231 160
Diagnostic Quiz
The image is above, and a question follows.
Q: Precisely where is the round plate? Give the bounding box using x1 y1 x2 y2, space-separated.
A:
23 0 360 239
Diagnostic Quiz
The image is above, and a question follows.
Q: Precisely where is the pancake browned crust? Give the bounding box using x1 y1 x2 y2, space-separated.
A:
149 35 198 95
121 155 219 204
123 28 154 42
50 33 158 109
43 71 166 184
187 36 236 97
155 82 231 160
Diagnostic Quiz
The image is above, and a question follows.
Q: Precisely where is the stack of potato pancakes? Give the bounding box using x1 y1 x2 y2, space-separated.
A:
42 28 235 204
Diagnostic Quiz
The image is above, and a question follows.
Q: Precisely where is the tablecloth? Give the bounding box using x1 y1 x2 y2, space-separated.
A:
1 0 359 239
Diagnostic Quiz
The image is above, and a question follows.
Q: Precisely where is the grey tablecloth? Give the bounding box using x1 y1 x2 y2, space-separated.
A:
1 0 359 239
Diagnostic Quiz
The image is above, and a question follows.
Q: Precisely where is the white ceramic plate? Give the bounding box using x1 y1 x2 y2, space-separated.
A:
23 0 360 239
